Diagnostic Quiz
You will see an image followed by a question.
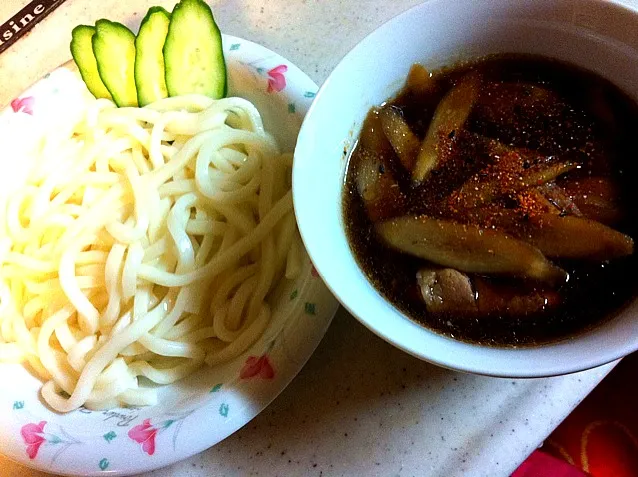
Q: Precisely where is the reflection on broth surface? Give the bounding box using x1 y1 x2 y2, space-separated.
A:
343 54 638 346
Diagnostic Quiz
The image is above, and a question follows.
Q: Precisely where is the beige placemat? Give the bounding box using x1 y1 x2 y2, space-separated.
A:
0 1 67 56
0 0 171 107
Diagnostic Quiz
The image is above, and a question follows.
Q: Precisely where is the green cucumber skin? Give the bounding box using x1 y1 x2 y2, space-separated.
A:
134 7 171 106
163 0 227 99
92 19 138 107
70 25 113 100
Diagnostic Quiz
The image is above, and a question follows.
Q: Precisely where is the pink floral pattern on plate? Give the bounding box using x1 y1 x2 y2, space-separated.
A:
128 419 159 456
11 96 35 115
240 354 275 379
266 65 288 93
19 420 81 461
21 421 46 459
128 411 194 456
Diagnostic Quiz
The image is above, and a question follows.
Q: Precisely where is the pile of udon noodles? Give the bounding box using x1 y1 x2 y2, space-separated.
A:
0 92 303 412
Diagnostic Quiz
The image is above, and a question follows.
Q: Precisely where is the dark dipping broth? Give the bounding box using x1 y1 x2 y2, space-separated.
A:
343 54 638 346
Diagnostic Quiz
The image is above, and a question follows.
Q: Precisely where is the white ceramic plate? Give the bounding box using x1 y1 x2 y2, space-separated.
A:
0 35 338 476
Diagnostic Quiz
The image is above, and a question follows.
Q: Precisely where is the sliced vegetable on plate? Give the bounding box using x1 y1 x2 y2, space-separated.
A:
70 25 113 100
92 19 138 107
164 0 227 98
135 6 171 106
69 0 227 107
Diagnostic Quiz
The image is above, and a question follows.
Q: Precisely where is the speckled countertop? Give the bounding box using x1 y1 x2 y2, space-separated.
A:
0 0 632 476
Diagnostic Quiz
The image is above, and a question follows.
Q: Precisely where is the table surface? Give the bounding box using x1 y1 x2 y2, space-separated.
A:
0 0 632 475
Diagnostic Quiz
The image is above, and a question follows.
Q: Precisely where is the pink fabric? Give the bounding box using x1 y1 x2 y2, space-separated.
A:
514 351 638 477
513 450 590 477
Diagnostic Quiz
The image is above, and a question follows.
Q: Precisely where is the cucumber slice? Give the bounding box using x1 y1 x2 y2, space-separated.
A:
92 19 138 107
134 7 171 106
70 25 113 100
164 0 227 99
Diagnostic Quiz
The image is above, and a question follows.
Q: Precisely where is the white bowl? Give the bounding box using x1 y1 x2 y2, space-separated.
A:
293 0 638 378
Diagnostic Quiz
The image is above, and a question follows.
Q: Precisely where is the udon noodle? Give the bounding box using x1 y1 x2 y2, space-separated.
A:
0 93 303 412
